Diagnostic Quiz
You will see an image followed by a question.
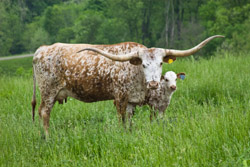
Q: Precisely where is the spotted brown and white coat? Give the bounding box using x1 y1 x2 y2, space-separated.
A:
31 35 224 136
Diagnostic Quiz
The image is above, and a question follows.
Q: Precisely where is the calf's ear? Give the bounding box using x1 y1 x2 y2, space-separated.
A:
177 72 186 80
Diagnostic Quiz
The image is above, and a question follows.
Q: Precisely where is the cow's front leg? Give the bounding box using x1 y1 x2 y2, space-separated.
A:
126 103 135 129
115 95 129 128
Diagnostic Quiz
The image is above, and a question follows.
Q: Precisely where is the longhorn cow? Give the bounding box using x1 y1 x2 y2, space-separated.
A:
31 35 224 136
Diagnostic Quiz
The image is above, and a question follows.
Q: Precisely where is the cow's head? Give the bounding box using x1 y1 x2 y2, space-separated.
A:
77 35 224 89
162 71 186 92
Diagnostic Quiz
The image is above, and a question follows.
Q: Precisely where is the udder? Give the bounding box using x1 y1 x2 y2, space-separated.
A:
55 89 70 104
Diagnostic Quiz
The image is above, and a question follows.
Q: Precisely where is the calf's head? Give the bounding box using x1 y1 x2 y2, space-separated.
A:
162 71 186 92
77 35 223 89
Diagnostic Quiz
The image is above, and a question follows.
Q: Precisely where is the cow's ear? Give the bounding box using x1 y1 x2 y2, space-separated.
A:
163 56 176 64
177 72 186 80
129 57 142 65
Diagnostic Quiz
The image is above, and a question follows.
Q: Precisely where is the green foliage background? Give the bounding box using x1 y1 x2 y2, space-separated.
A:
0 0 249 57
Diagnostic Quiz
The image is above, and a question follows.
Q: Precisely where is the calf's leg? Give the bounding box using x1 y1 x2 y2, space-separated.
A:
150 110 156 122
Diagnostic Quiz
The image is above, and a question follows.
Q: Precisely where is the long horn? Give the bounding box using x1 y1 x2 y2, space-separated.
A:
165 35 225 57
77 48 138 62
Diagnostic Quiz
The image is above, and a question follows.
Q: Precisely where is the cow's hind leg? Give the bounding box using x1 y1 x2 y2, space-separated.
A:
38 99 55 139
38 100 45 120
41 101 55 138
38 90 58 139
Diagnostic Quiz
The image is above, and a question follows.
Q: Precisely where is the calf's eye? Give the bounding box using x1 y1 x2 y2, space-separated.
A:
160 62 163 66
142 64 146 68
165 79 169 82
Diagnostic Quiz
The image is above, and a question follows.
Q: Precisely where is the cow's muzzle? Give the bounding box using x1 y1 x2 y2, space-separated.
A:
170 85 176 91
147 81 159 89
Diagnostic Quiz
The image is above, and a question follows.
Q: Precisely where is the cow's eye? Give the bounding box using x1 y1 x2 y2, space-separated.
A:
142 64 146 68
160 62 163 66
165 79 169 82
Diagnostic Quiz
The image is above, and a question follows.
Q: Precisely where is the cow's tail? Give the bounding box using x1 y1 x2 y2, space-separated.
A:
31 66 36 122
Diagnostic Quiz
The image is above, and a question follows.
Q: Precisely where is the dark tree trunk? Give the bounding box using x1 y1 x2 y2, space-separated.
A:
142 0 152 46
165 0 170 48
176 0 182 42
170 0 175 47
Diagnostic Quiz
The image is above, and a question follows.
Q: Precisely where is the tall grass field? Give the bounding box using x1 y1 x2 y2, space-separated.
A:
0 53 249 166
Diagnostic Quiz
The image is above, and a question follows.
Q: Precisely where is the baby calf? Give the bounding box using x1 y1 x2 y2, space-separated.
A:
147 71 185 120
113 71 185 122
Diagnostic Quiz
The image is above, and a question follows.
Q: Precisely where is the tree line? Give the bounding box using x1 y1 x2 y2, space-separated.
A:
0 0 249 57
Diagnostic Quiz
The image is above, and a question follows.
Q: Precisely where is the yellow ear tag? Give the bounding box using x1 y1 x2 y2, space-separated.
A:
168 58 173 64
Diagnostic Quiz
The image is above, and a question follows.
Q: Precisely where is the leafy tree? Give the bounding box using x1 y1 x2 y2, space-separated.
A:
56 27 75 43
199 0 250 53
43 3 80 42
22 17 51 52
72 11 104 43
0 0 249 56
24 0 68 22
0 2 24 56
0 3 13 56
96 18 129 44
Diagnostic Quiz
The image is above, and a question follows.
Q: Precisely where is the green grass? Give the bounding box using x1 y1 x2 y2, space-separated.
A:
0 53 250 166
0 56 33 76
